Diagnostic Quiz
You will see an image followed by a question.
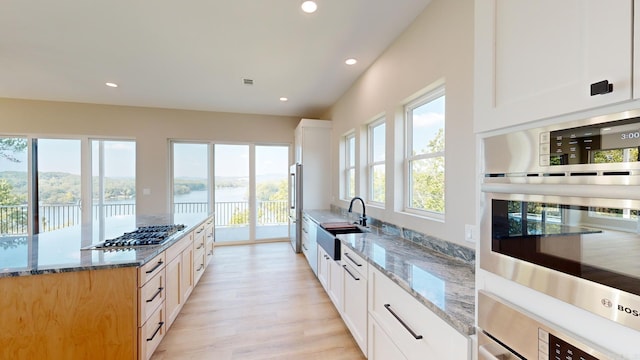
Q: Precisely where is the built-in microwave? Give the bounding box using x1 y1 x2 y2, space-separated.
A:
480 109 640 332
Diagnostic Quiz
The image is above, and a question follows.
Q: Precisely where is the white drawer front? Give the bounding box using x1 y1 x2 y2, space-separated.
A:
341 246 367 278
368 267 468 360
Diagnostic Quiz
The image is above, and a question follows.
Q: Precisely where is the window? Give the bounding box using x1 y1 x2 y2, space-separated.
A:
0 137 28 236
406 86 445 215
0 136 137 237
172 142 210 214
92 140 136 222
344 133 356 199
368 119 385 204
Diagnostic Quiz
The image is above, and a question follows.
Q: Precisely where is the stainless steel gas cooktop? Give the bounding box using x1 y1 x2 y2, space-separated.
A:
84 224 185 251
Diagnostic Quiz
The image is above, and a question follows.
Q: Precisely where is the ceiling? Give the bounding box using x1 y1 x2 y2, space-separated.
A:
0 0 432 118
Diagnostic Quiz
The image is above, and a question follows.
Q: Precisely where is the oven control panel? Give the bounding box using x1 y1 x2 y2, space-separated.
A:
539 329 598 360
540 116 640 167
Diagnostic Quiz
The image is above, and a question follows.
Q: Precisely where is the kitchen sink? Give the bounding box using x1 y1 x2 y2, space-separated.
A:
320 222 364 235
317 222 366 260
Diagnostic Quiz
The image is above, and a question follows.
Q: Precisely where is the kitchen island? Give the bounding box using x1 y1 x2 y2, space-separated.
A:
0 212 213 360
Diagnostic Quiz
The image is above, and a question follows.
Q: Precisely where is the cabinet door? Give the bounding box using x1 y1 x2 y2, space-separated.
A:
165 255 182 329
342 262 368 356
182 246 194 301
475 0 632 132
317 246 329 290
327 258 343 313
368 316 408 360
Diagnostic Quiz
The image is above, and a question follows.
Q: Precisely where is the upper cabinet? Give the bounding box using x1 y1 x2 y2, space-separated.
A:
295 119 332 210
474 0 633 132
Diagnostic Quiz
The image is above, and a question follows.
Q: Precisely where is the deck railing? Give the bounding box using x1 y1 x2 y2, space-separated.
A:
1 200 288 235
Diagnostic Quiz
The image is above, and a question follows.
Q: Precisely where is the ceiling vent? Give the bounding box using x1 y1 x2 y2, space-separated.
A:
242 78 254 86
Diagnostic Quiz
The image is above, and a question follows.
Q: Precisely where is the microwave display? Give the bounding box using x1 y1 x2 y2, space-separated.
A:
549 117 640 165
491 199 640 296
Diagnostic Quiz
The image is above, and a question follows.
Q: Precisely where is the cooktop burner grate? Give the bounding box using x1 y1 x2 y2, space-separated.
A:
87 224 186 250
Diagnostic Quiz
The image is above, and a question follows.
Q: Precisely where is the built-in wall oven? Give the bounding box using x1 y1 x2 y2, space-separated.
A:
481 109 640 333
478 291 614 359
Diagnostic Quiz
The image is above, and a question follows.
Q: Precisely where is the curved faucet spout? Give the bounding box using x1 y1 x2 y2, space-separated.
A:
348 196 367 227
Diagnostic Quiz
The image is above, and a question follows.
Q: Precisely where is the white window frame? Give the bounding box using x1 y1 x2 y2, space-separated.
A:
405 85 445 218
367 117 385 206
344 132 356 200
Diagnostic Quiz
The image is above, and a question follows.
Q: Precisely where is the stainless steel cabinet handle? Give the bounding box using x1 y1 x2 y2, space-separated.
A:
344 252 362 267
196 243 204 250
146 322 165 341
384 304 423 340
146 287 164 303
196 264 204 272
342 264 360 280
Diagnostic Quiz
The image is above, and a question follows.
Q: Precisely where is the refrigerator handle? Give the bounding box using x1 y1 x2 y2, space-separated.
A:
290 172 296 209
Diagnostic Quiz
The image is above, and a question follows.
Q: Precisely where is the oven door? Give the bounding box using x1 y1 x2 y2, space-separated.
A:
481 184 640 332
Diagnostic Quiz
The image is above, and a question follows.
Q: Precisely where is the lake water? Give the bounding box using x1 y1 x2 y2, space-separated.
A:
175 188 246 203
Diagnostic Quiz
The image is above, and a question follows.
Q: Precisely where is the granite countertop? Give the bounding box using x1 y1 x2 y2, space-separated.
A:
0 212 212 278
305 209 475 336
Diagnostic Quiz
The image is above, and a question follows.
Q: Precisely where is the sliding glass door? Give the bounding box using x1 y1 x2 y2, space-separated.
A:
255 145 289 240
214 144 250 242
170 141 289 243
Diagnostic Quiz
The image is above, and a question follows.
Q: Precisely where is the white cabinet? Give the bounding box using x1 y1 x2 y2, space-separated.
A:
341 247 368 356
317 246 330 290
301 214 318 275
368 266 469 360
368 317 408 360
475 0 633 132
317 245 343 312
295 119 331 210
328 255 343 313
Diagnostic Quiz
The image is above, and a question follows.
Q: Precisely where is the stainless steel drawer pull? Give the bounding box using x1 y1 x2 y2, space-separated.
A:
342 264 360 281
196 264 204 272
146 287 164 303
196 243 204 250
344 253 362 267
145 260 164 274
384 304 423 340
146 322 165 342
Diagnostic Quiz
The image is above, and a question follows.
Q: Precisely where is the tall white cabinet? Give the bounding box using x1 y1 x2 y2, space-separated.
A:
474 0 633 132
295 119 332 210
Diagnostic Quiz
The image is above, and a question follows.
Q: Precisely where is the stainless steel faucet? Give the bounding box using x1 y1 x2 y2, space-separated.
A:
348 196 367 227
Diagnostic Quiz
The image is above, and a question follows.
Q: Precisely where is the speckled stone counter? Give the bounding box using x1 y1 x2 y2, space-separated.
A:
305 209 475 336
0 212 212 278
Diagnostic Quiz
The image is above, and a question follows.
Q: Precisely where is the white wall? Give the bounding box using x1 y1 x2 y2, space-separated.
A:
0 97 299 215
323 0 475 248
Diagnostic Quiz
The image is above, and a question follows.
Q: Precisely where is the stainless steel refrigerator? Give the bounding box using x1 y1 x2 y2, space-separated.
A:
289 163 303 253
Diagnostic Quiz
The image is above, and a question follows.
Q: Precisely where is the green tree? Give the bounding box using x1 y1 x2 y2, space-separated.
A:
371 166 385 203
256 180 288 223
0 180 27 234
229 207 249 226
0 138 27 163
411 128 445 212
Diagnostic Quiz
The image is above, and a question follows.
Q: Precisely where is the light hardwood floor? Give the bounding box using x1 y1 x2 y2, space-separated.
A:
151 242 366 360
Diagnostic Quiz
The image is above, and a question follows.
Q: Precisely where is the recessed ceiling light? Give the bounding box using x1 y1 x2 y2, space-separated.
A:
280 97 289 102
301 1 317 13
105 82 118 88
345 58 357 65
